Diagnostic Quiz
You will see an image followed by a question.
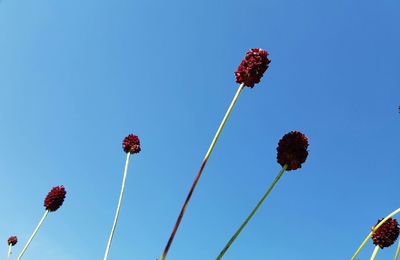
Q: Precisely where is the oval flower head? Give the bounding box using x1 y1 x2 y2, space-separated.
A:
372 217 400 249
44 186 67 212
7 236 17 246
277 131 309 171
122 134 141 154
235 48 271 88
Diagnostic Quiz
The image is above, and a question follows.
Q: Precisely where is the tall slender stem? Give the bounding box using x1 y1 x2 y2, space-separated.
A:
216 164 288 259
352 230 373 260
17 210 49 260
104 152 131 260
351 208 400 260
160 83 245 260
370 245 379 260
394 240 400 260
7 244 12 260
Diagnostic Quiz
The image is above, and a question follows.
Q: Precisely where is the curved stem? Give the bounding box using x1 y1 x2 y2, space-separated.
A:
394 240 400 260
160 83 245 260
7 244 12 260
104 153 131 260
351 208 400 260
352 230 373 260
370 245 379 260
373 208 400 232
216 164 288 259
17 210 49 260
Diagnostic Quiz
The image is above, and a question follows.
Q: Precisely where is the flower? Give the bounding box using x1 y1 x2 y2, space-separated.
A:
235 48 271 88
372 217 400 249
7 236 17 246
44 186 67 212
277 131 309 171
122 134 141 154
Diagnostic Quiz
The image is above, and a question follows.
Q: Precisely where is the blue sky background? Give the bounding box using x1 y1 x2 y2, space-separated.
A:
0 0 399 259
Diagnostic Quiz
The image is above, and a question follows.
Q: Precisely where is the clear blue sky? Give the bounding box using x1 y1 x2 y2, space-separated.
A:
0 0 399 259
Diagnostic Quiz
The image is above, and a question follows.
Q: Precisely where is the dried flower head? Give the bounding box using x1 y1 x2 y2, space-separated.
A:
7 236 17 246
277 131 309 171
372 217 400 249
235 48 271 88
122 134 141 154
44 186 66 212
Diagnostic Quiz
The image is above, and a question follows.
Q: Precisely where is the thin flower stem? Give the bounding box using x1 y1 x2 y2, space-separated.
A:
351 208 400 260
17 210 49 260
7 244 12 260
394 240 400 260
204 83 245 162
104 152 131 260
370 245 379 260
160 83 245 260
352 230 373 260
216 164 288 259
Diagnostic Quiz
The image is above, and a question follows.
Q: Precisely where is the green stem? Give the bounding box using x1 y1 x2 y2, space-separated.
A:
216 164 288 260
370 245 379 260
104 152 131 260
17 210 49 260
160 83 245 260
394 240 400 260
7 244 12 260
203 83 245 162
351 208 400 260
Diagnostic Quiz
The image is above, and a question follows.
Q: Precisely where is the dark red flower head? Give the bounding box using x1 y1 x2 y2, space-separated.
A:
372 217 400 249
122 134 141 154
44 186 66 212
7 236 17 246
277 131 309 171
235 48 271 88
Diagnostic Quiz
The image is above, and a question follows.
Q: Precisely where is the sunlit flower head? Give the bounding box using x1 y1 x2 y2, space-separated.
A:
44 186 66 212
7 236 17 246
122 134 141 154
235 48 271 88
277 131 309 171
372 217 400 249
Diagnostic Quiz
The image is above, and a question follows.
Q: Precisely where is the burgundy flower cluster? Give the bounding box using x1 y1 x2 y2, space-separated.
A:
277 131 309 171
122 134 141 154
44 186 67 212
372 217 400 249
7 236 17 246
235 48 271 88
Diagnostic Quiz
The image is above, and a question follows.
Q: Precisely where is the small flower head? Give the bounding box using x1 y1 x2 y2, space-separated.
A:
235 48 271 88
372 217 400 249
122 134 141 154
44 186 66 212
277 131 309 171
7 236 17 246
